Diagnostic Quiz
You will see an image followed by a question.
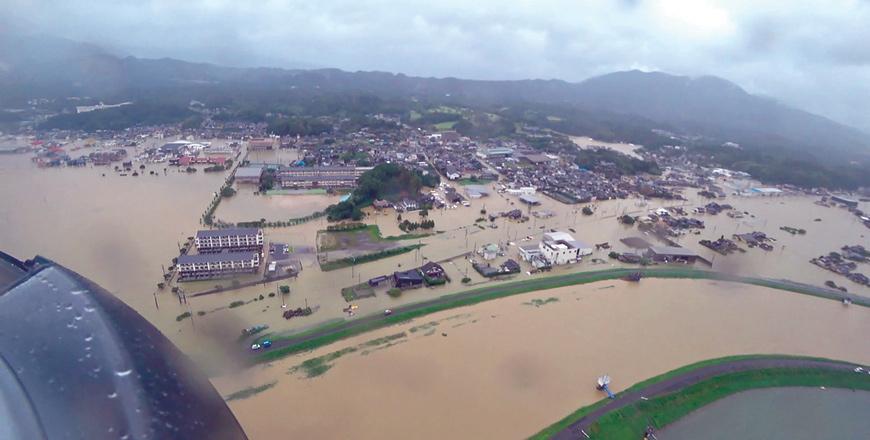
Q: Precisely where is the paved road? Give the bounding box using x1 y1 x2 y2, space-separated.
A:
550 357 864 440
246 268 865 360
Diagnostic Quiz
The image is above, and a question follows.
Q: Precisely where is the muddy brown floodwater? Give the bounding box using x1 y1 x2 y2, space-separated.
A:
212 279 870 440
2 144 869 438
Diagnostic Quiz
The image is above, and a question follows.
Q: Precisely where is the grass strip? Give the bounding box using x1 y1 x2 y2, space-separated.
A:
587 366 870 439
527 354 850 439
319 244 424 271
256 268 867 363
224 381 278 401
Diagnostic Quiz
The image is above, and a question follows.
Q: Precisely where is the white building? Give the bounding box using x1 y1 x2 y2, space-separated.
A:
177 251 260 280
539 232 592 265
505 187 536 196
195 228 264 252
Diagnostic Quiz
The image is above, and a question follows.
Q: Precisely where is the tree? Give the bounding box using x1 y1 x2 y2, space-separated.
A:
582 206 594 216
387 288 402 298
619 214 636 225
279 285 290 294
221 187 237 198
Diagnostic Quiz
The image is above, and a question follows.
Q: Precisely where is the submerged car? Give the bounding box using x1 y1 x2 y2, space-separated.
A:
250 343 261 350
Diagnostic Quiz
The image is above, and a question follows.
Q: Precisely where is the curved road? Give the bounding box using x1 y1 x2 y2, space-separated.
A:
550 357 865 440
248 268 865 361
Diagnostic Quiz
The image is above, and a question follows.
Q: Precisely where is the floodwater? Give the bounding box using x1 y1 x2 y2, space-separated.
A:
212 279 870 440
215 190 341 223
570 135 643 159
1 145 869 363
662 388 870 440
2 143 870 438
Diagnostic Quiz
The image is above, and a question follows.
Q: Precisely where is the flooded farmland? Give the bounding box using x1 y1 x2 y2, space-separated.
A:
2 145 869 439
1 147 869 361
213 279 870 440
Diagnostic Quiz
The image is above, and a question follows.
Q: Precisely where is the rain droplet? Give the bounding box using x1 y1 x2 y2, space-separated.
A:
84 334 94 342
107 392 118 399
70 290 87 296
115 369 133 377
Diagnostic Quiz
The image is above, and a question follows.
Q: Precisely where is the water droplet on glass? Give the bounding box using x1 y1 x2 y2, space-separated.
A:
84 334 94 342
107 392 118 399
115 369 133 377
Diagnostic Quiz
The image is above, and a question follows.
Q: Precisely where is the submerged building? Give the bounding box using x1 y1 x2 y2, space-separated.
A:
177 251 260 280
194 228 264 253
539 231 592 265
278 166 373 189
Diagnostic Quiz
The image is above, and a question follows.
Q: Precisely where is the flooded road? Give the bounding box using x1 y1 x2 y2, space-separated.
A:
212 279 870 440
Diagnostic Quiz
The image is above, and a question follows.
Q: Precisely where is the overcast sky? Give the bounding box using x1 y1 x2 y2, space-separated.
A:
5 0 870 132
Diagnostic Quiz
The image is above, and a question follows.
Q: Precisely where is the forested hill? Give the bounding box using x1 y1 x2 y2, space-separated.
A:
2 34 869 165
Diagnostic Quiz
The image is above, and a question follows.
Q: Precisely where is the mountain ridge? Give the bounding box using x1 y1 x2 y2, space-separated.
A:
1 34 868 163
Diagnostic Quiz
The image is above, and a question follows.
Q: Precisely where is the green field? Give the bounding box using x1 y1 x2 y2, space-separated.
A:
434 121 458 131
318 224 429 252
319 244 424 271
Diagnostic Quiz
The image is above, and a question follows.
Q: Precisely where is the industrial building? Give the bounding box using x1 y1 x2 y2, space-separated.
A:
194 228 263 253
247 138 275 151
177 251 260 280
644 246 701 264
235 166 264 184
831 195 859 208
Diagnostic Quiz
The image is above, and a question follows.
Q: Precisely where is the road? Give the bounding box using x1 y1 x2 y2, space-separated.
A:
550 357 864 440
247 267 866 361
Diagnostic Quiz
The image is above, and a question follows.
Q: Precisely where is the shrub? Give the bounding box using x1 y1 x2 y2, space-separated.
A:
387 288 402 298
461 277 471 284
582 206 594 216
268 292 276 298
196 311 206 316
258 294 265 300
608 251 620 259
175 312 191 321
229 300 245 308
619 214 636 225
279 285 290 294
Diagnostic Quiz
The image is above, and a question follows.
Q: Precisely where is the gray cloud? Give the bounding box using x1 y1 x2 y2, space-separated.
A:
3 0 870 132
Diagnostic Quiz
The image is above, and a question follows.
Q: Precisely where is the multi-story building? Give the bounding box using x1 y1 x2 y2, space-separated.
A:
539 231 592 265
247 138 275 151
194 228 264 253
177 251 260 280
278 166 372 189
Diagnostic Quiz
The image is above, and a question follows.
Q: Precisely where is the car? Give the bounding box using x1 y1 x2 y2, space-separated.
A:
383 309 393 316
262 340 272 348
250 343 261 350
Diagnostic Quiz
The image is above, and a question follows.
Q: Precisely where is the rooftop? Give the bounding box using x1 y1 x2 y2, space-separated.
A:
648 246 699 257
196 228 261 238
178 251 258 264
235 166 264 178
